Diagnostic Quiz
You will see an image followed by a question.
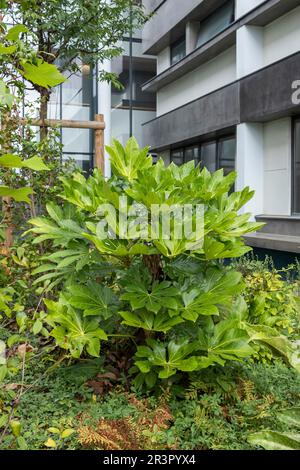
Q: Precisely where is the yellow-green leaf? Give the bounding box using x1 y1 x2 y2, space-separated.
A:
47 427 60 434
20 60 66 89
61 428 75 439
6 25 28 41
0 186 33 203
10 420 21 437
44 438 57 448
0 44 17 55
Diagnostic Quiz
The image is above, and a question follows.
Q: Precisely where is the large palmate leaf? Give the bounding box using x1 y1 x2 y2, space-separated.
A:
248 431 300 450
134 338 214 380
106 137 152 182
120 310 183 333
45 299 107 358
180 268 243 322
31 245 115 292
20 59 66 89
0 154 49 171
0 186 33 202
67 282 119 319
60 170 106 213
84 231 157 257
121 279 179 314
154 238 204 258
197 319 254 364
248 408 300 450
28 202 86 246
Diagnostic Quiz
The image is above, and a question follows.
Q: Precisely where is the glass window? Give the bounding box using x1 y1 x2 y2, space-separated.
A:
201 141 217 172
293 119 300 213
48 64 96 172
218 136 236 175
112 69 156 111
185 145 201 163
171 148 184 165
170 36 186 66
111 34 157 146
170 136 236 176
196 0 235 48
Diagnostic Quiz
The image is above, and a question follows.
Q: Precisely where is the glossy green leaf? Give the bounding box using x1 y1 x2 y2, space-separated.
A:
6 24 28 41
248 431 300 450
0 186 33 202
20 59 66 89
67 282 119 319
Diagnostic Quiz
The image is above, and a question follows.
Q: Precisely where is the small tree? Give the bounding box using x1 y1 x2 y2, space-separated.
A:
6 0 147 129
0 16 65 247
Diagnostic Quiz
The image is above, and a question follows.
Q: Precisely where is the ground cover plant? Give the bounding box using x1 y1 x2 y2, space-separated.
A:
1 354 300 450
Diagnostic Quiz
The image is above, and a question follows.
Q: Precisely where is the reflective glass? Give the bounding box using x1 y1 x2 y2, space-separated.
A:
196 0 235 48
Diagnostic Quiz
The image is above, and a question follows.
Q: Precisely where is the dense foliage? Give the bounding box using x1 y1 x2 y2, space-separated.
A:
0 21 65 203
23 138 300 391
4 0 147 121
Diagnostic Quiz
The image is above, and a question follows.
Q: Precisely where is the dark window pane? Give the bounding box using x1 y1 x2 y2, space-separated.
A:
218 137 236 175
171 36 186 65
185 146 201 163
294 120 300 213
171 148 184 165
201 141 217 172
112 69 156 111
196 0 235 48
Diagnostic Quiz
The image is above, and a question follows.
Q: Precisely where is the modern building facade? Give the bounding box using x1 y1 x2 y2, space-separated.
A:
48 24 156 178
141 0 300 254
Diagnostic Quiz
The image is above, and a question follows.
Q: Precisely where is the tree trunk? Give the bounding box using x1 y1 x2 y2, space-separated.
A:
143 254 163 281
39 89 50 140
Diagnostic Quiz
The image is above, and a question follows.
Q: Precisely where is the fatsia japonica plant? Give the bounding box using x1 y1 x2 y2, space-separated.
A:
27 138 300 389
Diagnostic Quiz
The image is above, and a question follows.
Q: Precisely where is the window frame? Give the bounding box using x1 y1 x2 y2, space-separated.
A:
196 0 235 50
170 134 236 174
170 35 186 66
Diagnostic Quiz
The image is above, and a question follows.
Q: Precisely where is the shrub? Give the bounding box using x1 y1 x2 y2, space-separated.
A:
27 138 299 389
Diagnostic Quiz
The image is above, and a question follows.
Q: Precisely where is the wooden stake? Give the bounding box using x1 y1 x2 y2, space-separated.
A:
19 117 105 130
94 114 105 173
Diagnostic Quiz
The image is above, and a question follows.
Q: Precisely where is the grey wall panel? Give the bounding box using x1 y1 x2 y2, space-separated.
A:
142 82 240 150
142 0 227 54
143 51 300 151
240 52 300 122
143 0 165 15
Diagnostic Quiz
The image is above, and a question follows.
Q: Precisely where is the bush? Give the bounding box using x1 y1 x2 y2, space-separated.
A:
25 138 299 389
